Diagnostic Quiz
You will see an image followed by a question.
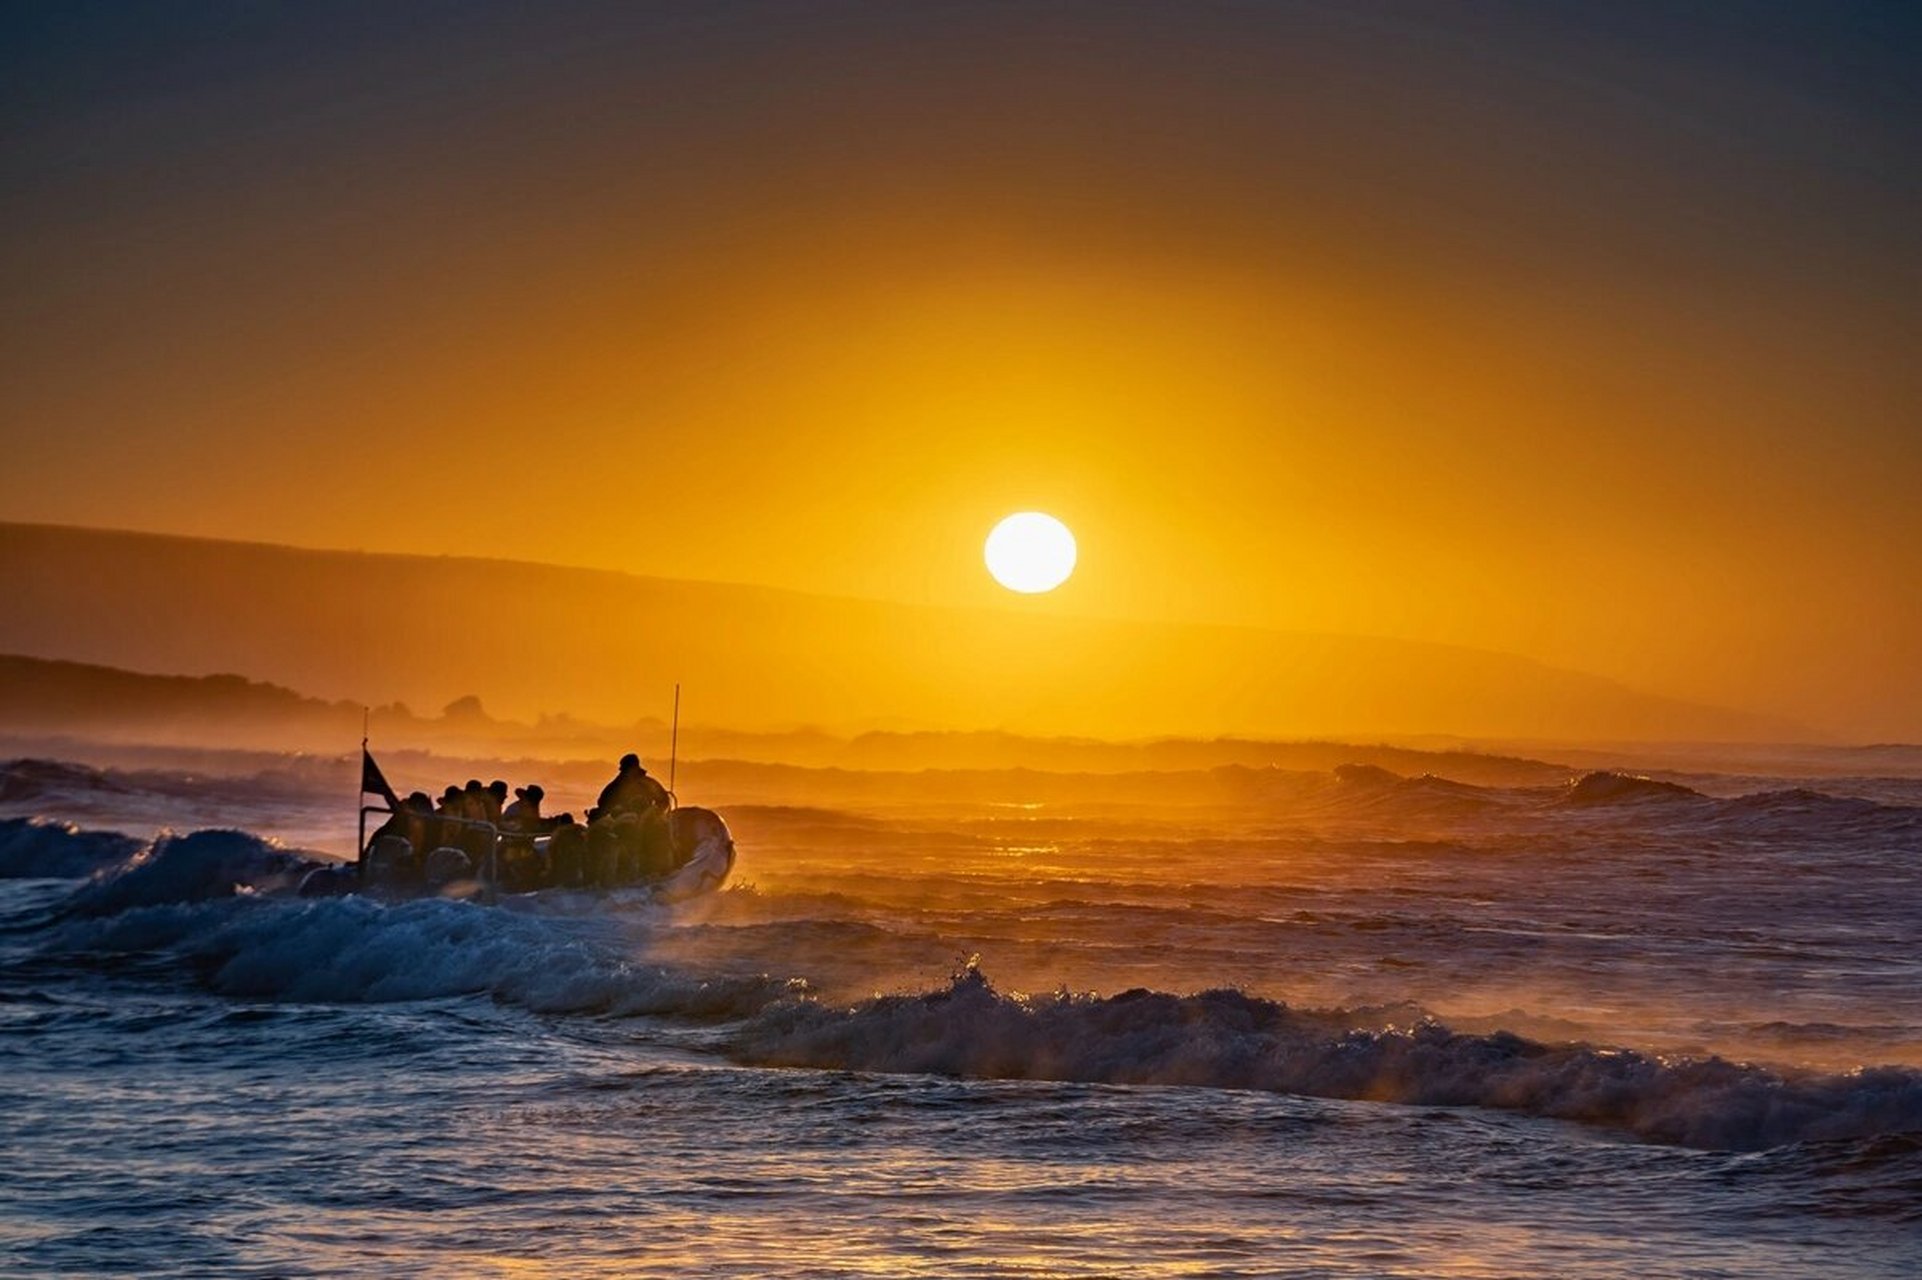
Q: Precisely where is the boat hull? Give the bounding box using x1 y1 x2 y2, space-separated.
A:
330 806 736 903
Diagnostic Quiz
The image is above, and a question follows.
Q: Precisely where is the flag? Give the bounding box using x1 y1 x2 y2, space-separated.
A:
361 747 400 809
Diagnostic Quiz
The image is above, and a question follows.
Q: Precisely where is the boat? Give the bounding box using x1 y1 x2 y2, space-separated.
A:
299 781 736 904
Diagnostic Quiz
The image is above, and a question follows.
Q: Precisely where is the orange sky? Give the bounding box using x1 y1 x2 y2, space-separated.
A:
3 4 1918 738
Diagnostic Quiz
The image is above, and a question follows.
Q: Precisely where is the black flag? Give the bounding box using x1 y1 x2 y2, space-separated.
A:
361 747 400 809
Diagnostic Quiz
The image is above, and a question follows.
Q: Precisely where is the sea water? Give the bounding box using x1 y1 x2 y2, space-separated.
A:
2 759 1918 1277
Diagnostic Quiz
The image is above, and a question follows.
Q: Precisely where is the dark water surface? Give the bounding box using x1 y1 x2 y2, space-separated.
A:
2 762 1919 1277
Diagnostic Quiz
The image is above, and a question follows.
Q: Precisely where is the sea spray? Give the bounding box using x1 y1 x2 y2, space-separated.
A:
42 883 790 1016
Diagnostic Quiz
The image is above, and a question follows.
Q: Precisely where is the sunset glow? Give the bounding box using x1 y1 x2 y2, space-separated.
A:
2 8 1917 1278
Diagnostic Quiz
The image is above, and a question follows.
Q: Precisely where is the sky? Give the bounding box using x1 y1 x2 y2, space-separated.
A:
3 2 1918 738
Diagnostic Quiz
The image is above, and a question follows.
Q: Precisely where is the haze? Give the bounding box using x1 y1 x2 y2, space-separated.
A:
4 3 1918 739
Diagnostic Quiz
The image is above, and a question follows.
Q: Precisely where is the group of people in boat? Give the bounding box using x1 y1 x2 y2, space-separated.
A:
365 753 680 893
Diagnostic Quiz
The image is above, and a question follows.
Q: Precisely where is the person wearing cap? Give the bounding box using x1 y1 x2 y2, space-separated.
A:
502 784 547 834
368 791 434 868
492 783 551 889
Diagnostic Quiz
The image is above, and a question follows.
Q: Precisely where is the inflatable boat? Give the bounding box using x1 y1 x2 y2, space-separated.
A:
301 800 736 904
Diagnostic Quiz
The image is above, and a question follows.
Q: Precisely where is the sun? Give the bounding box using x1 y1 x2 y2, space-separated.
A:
984 512 1077 594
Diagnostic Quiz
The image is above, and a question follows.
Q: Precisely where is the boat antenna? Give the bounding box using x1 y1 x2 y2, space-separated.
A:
669 682 681 797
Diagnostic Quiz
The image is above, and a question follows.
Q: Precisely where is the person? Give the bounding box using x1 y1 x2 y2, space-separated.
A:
486 780 509 823
428 785 468 853
368 792 435 877
501 785 547 833
586 809 622 888
371 790 427 844
636 805 674 880
399 791 435 852
546 817 586 889
611 811 648 884
496 785 547 890
455 780 496 870
596 753 671 818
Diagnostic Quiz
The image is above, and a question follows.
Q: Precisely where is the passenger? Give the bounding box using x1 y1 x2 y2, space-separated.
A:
497 785 546 889
458 780 495 870
547 818 587 890
369 795 415 848
636 807 674 881
596 753 671 817
612 812 645 884
484 780 509 825
431 785 467 852
586 810 622 888
398 791 435 857
502 784 546 833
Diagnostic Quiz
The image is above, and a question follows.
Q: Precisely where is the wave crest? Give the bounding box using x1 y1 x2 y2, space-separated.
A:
63 828 318 917
0 816 144 879
729 964 1922 1150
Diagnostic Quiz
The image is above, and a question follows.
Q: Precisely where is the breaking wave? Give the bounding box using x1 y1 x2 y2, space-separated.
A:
0 816 144 879
1557 771 1705 806
61 828 319 917
729 964 1922 1151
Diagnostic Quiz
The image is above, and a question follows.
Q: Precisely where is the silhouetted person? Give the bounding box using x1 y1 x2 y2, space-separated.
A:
547 817 587 889
457 780 496 872
637 807 674 880
370 792 419 848
597 753 670 818
429 785 467 852
502 785 547 833
586 811 622 888
612 812 646 884
496 785 547 889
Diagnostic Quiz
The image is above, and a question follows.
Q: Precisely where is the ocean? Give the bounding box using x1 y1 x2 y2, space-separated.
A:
2 754 1918 1277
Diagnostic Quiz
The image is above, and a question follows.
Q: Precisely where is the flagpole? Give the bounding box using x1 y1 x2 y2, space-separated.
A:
669 683 681 798
357 705 371 870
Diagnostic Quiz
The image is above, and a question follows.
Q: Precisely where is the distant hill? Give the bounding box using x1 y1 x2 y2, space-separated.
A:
0 652 1581 784
0 654 353 740
0 522 1802 742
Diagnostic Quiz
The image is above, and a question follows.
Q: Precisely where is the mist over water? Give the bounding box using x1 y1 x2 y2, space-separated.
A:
3 753 1919 1276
